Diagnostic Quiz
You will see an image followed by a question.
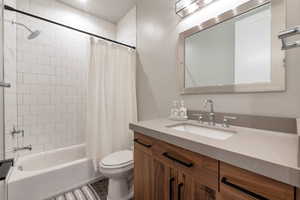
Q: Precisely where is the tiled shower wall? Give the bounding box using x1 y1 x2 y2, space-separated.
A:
15 20 89 154
4 0 117 157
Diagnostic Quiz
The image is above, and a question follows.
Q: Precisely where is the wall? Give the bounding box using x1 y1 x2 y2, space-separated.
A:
4 0 18 158
0 0 4 161
0 181 4 200
4 0 117 157
117 6 136 47
0 1 5 199
136 0 300 120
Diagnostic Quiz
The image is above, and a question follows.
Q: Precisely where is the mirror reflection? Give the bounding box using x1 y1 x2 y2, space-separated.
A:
185 4 271 88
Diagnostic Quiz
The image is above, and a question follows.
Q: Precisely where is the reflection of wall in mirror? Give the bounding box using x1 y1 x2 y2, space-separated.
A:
234 6 271 84
185 21 235 88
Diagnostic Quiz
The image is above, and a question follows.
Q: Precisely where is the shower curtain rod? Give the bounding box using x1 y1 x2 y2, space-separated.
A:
4 5 136 50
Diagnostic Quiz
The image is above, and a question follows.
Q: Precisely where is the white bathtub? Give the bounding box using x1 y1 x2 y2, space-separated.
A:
7 144 100 200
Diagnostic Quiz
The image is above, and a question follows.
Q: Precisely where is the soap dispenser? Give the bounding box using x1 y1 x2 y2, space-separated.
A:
170 100 179 119
179 100 188 120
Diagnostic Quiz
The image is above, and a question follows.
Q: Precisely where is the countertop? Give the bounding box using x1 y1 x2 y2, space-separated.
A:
130 118 300 187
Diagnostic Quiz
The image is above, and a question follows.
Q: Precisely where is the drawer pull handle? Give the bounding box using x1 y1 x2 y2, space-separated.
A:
178 183 184 200
169 177 175 200
221 177 269 200
163 152 194 168
134 139 152 148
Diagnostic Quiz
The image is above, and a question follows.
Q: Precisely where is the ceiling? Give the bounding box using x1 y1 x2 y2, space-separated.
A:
57 0 136 23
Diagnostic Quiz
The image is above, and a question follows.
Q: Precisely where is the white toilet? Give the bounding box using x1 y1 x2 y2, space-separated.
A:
99 150 134 200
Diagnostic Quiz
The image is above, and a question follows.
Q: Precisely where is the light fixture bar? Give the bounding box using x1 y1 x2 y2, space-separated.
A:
176 0 217 18
176 0 198 13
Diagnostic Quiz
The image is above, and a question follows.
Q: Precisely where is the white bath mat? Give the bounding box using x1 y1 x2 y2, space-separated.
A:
48 185 101 200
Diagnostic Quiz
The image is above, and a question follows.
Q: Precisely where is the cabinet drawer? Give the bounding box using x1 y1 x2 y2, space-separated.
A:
134 133 156 155
220 162 295 200
152 139 219 191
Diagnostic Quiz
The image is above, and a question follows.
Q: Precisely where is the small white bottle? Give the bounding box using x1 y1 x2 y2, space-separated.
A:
179 100 188 120
170 101 179 119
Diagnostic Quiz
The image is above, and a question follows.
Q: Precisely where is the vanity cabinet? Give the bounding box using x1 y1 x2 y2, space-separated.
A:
134 133 218 200
134 132 296 200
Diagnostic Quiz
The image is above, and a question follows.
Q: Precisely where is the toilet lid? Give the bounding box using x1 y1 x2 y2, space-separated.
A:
101 150 133 167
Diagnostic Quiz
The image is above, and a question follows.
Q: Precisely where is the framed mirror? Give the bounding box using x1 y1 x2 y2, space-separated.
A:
178 0 286 94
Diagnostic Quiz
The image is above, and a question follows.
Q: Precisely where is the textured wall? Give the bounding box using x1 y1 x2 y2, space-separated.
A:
136 0 300 121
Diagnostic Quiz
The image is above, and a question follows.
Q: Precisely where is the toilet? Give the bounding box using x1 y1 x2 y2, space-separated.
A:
99 150 134 200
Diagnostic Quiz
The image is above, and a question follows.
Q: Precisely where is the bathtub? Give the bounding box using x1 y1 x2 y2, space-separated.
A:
7 144 100 200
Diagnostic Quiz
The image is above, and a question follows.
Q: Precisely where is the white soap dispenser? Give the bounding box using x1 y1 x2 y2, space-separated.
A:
179 100 188 120
170 100 179 119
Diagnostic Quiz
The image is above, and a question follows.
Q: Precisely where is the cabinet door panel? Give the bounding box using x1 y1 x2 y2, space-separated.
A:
178 172 216 200
153 158 166 200
153 158 178 200
134 145 153 200
152 139 218 191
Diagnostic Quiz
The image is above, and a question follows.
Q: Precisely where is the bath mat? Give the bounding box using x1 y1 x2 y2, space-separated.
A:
48 179 109 200
48 185 100 200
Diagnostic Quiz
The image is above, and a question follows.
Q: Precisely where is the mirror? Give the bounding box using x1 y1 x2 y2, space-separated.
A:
178 0 286 94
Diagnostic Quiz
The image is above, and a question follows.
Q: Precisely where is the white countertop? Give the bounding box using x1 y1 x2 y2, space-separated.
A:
130 118 300 187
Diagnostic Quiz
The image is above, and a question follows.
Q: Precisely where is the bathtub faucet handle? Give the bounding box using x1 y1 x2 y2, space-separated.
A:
11 126 25 137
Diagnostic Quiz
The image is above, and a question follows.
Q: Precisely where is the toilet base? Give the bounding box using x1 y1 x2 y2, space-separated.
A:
107 178 133 200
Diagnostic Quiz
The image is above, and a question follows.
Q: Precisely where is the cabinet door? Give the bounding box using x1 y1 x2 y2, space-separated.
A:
177 171 216 200
152 139 218 191
152 157 178 200
134 142 153 200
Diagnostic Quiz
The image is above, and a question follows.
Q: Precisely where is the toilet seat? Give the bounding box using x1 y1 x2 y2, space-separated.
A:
100 150 133 169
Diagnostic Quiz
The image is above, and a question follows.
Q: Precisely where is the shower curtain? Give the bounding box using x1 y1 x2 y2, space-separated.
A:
86 38 137 171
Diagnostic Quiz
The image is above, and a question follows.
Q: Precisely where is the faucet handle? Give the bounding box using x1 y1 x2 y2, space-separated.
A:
223 116 237 128
11 126 25 137
203 99 213 107
192 113 204 123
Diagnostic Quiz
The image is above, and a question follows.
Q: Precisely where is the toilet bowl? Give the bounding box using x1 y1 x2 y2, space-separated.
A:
99 150 134 200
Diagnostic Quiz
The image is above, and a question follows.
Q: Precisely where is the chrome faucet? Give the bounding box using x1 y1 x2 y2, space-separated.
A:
13 145 32 153
204 99 215 126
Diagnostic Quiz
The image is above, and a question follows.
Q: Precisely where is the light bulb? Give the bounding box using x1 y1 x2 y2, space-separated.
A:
186 3 200 14
79 0 87 3
204 0 213 4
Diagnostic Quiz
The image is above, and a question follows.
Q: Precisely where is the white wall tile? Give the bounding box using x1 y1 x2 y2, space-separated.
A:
4 0 117 157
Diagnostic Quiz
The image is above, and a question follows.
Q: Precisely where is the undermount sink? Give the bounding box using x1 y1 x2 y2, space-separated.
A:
167 123 236 140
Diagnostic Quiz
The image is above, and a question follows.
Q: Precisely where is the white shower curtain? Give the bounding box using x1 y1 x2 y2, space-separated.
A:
86 38 137 171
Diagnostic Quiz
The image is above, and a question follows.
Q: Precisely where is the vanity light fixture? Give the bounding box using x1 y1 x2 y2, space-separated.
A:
176 0 217 18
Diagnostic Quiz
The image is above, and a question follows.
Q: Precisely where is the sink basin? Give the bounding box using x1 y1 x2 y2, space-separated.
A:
167 123 236 140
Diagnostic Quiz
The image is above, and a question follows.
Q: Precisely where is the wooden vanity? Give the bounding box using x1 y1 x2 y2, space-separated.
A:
133 132 296 200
